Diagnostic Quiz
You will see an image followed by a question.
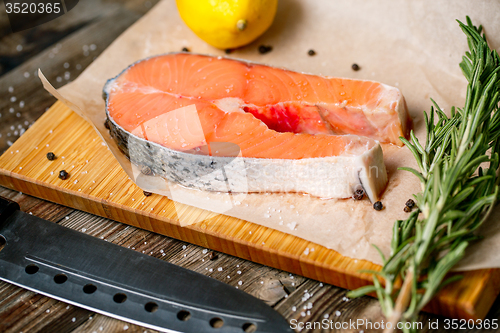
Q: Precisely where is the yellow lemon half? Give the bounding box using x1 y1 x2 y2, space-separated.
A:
176 0 278 49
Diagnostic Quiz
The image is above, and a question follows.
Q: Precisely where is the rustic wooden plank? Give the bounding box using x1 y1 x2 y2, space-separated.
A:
0 186 72 221
0 3 145 155
0 280 91 333
0 0 109 75
70 314 159 333
0 0 158 75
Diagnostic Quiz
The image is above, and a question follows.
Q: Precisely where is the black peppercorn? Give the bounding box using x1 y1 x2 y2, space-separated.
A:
182 47 190 52
58 170 69 180
208 251 218 260
405 199 415 209
308 49 316 56
404 206 412 213
373 201 383 211
143 191 152 197
352 188 364 200
258 45 272 54
46 152 56 161
104 120 110 129
352 63 360 71
225 48 232 54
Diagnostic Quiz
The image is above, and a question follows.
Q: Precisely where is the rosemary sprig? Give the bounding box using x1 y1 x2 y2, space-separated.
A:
348 17 500 331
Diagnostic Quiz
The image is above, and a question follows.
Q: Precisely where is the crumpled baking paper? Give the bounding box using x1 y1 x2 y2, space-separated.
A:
41 0 500 270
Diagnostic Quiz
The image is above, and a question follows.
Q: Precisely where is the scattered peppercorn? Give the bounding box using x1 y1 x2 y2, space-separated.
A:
258 45 273 54
308 49 316 56
143 191 152 197
373 201 383 211
182 47 190 52
104 119 110 129
208 251 218 260
46 152 56 161
225 48 233 54
58 170 69 180
404 206 412 213
352 188 364 200
352 63 360 71
141 165 153 176
405 199 415 209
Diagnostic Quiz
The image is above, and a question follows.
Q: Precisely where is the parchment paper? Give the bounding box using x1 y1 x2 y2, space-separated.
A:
41 0 500 270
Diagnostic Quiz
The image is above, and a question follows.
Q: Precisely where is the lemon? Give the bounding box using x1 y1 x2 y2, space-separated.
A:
176 0 278 49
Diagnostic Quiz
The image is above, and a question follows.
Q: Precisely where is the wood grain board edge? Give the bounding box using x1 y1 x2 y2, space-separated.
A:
0 101 499 321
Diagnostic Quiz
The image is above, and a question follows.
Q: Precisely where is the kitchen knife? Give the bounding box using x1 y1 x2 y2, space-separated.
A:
0 197 293 333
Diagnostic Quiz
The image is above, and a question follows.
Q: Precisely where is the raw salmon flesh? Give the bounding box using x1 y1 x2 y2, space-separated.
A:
104 53 410 201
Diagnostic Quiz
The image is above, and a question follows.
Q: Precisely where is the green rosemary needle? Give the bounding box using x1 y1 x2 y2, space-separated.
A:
348 17 500 332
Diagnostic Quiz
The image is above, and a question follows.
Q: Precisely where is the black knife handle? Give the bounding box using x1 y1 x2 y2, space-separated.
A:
0 196 20 223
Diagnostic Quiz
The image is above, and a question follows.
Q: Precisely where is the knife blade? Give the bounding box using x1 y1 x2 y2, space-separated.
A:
0 197 293 333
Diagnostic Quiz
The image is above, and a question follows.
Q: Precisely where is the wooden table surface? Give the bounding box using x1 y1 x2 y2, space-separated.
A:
1 1 500 332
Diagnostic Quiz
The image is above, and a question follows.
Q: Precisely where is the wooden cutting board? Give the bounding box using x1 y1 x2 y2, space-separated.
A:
1 101 499 320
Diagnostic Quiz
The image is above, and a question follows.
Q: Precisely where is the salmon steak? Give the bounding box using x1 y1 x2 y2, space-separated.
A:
104 53 410 201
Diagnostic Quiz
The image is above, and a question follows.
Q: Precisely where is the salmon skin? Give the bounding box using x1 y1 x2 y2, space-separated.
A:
103 53 408 201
